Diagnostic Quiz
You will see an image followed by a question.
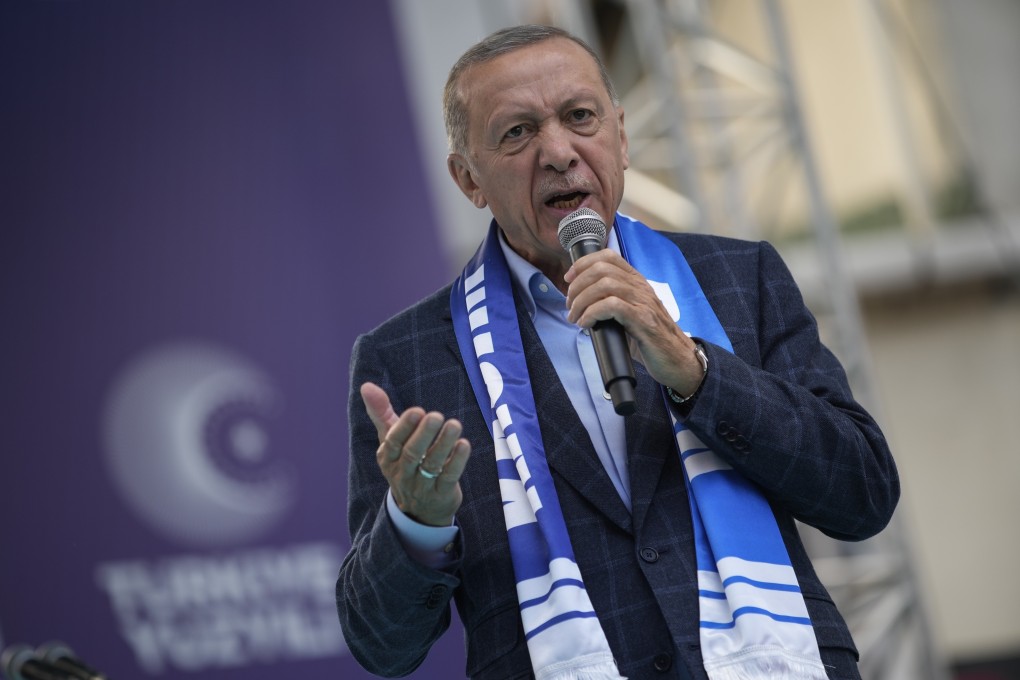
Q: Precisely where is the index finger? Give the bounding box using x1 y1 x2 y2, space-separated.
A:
564 248 630 282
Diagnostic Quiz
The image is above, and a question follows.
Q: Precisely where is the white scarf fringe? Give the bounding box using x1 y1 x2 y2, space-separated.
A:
704 647 829 680
535 652 627 680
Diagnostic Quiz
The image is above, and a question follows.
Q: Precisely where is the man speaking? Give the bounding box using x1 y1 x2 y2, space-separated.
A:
336 24 898 680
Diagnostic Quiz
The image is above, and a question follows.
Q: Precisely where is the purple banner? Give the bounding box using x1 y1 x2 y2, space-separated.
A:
0 2 465 678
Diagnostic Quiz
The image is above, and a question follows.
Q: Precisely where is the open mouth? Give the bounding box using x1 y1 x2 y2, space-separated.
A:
545 191 588 210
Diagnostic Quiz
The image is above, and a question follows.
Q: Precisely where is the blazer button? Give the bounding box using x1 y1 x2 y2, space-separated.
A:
639 547 659 563
716 420 731 436
425 584 447 610
653 653 673 672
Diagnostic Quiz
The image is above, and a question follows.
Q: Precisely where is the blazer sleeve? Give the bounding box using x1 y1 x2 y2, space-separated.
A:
335 331 461 677
682 240 899 541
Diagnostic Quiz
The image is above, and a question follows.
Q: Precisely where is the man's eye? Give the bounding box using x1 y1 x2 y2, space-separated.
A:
570 109 594 122
505 125 525 139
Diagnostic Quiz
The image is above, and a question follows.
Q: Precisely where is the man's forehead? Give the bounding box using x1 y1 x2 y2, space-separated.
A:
459 39 606 114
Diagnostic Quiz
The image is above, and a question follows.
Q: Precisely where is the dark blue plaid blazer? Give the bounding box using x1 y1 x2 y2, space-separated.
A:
337 233 899 680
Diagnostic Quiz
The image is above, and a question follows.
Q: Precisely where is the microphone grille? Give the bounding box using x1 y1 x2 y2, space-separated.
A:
557 207 607 252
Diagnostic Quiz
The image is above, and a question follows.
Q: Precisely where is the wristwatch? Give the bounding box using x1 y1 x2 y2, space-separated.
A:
666 342 708 405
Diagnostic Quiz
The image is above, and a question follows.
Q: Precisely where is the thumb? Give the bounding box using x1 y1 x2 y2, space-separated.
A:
360 381 398 441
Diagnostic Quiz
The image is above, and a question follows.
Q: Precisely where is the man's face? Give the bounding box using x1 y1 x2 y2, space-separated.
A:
448 37 629 280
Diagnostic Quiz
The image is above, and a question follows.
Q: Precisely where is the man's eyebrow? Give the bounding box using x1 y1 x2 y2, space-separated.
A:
560 93 604 112
484 109 531 138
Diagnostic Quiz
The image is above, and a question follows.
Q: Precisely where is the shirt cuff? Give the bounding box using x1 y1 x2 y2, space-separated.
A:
385 490 460 570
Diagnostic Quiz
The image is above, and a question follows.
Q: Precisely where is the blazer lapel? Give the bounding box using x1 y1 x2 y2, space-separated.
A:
626 362 674 533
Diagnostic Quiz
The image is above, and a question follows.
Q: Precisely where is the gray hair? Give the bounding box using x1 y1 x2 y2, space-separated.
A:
442 24 619 155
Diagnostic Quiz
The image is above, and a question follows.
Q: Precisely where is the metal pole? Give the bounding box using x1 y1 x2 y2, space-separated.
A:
759 0 876 408
624 0 711 232
760 3 949 678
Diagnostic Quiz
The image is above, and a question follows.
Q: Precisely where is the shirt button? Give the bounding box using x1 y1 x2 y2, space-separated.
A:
653 653 673 672
538 283 549 293
425 584 447 610
603 391 612 400
582 328 591 336
639 547 659 563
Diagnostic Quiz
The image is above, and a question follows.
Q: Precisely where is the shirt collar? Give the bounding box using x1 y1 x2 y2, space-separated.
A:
496 222 622 322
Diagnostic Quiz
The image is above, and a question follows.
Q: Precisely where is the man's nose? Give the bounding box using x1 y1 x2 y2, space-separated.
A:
537 125 579 172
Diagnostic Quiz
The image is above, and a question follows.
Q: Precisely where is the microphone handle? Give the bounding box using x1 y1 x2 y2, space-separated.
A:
591 320 636 415
569 239 637 416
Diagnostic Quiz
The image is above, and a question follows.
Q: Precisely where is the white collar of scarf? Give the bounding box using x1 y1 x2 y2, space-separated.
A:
451 214 827 680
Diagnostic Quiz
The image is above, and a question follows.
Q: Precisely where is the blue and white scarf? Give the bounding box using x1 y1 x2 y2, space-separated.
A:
451 214 827 680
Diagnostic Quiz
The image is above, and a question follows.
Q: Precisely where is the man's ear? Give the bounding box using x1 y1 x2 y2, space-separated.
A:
617 107 630 171
447 154 488 209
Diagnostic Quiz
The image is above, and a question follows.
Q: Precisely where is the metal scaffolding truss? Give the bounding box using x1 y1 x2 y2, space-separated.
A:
620 0 879 400
495 0 953 678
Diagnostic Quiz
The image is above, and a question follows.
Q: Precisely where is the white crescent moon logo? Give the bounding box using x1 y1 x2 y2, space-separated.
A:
102 341 296 548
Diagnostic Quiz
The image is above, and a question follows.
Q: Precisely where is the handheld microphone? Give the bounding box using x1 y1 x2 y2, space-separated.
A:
37 642 106 680
1 644 70 680
557 207 636 416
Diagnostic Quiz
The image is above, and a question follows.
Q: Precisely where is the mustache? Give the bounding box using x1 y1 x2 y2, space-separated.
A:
536 171 595 199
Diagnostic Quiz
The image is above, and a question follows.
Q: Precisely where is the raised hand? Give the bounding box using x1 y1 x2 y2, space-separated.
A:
361 382 471 527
